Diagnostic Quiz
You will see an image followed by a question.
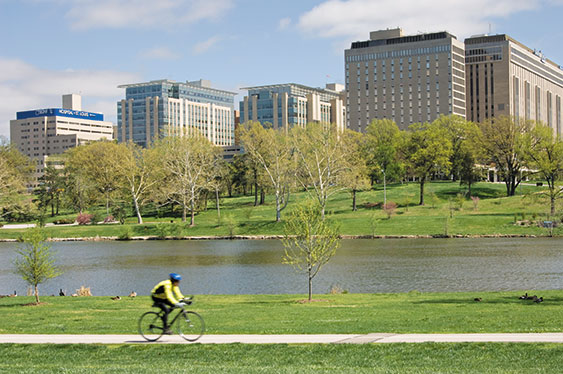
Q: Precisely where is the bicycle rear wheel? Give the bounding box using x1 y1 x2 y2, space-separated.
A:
138 311 164 342
177 311 205 342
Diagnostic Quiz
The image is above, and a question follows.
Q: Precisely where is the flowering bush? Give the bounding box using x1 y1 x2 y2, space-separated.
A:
76 213 93 225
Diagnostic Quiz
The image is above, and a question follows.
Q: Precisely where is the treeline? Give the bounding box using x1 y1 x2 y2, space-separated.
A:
0 115 561 225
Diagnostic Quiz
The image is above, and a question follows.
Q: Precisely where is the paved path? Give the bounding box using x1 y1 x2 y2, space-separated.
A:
2 333 563 344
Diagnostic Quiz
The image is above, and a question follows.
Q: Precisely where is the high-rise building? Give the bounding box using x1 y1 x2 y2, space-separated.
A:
465 34 563 136
10 94 114 183
117 79 236 147
239 83 346 132
344 28 466 131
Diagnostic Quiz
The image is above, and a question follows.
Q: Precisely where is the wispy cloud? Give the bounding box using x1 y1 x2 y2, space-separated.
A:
0 57 139 137
139 47 180 60
62 0 234 30
278 17 291 30
298 0 540 40
192 36 223 55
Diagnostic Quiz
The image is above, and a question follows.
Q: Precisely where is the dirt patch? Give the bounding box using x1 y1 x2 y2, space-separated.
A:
23 302 48 307
296 299 329 304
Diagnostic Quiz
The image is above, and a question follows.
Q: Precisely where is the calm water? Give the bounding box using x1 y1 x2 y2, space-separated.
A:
0 238 562 296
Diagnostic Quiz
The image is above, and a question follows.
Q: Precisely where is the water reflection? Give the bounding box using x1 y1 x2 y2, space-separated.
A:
0 238 562 296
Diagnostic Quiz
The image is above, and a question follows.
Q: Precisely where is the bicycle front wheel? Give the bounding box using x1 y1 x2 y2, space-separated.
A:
177 311 205 342
138 311 164 342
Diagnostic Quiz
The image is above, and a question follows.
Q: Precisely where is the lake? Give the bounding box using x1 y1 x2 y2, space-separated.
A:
0 238 562 296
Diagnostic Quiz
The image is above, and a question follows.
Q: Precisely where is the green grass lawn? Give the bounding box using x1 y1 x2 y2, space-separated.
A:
1 292 562 335
1 343 563 373
0 181 561 240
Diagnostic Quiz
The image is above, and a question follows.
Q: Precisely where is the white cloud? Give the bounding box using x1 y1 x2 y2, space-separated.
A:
298 0 539 41
192 36 223 55
63 0 234 30
139 47 180 60
278 17 291 30
0 57 139 138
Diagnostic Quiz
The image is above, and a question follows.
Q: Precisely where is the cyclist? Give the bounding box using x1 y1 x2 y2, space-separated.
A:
151 273 187 333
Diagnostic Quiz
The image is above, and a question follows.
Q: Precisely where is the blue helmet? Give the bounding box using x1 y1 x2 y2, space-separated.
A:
169 273 182 281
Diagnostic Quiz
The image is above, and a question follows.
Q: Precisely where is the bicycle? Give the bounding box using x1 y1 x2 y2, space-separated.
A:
138 296 205 342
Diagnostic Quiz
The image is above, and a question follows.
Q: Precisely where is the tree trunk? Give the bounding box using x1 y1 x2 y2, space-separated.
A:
260 188 265 205
352 189 357 211
254 182 258 206
551 195 556 216
383 170 387 207
133 196 143 224
182 195 187 223
51 200 55 217
34 284 39 304
276 194 281 222
216 188 221 218
419 177 425 205
308 273 312 301
190 199 195 227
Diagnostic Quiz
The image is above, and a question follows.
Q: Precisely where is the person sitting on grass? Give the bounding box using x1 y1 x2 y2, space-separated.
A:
151 273 188 334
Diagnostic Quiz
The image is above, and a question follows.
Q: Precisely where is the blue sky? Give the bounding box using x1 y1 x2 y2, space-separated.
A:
1 0 563 138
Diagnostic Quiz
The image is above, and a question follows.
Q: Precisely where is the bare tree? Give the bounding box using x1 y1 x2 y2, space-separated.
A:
239 122 294 222
290 123 352 219
282 201 340 301
116 142 162 224
14 228 61 304
158 135 221 226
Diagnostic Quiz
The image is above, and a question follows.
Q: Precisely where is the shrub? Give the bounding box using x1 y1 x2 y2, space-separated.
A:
455 193 465 211
117 226 133 240
383 201 397 219
76 213 93 225
103 215 115 223
76 286 92 296
90 212 104 225
54 218 74 225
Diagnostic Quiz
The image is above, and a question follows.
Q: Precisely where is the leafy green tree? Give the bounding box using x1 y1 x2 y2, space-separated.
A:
14 228 61 304
35 166 64 217
239 122 294 222
282 201 340 301
522 123 563 215
364 119 402 206
65 140 126 214
433 115 479 181
477 116 531 196
405 121 452 205
0 139 32 220
342 130 370 211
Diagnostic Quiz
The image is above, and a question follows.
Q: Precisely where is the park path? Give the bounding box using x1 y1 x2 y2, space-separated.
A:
1 333 563 344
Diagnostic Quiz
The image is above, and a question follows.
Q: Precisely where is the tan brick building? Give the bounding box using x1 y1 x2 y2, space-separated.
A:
465 34 563 136
344 28 466 131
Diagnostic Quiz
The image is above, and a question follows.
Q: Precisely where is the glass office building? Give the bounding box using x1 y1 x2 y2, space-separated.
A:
239 83 346 131
117 79 236 147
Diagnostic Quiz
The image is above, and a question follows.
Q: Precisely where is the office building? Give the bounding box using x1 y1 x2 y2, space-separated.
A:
10 94 114 183
117 79 236 147
239 83 346 132
465 34 563 136
345 28 466 131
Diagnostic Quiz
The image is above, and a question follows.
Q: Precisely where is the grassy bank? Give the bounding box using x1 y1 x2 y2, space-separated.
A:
2 343 563 373
1 182 561 240
1 291 562 334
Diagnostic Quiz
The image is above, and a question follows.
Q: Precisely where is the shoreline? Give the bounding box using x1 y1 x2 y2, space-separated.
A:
0 233 557 242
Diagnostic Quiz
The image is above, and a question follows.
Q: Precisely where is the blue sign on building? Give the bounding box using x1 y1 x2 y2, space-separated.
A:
16 108 104 121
